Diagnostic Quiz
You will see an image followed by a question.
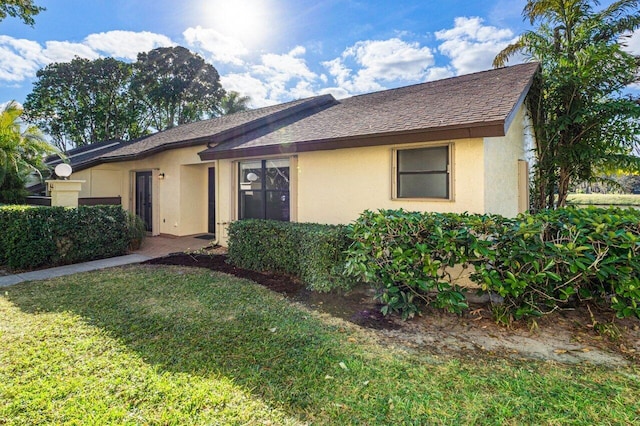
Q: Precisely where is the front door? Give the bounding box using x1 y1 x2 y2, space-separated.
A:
208 167 215 235
135 171 153 232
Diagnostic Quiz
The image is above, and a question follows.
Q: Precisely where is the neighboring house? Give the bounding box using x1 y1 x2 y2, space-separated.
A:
42 63 539 245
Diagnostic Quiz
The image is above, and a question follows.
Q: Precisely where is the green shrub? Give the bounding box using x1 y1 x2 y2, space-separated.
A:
344 209 475 319
126 211 147 251
0 205 131 271
470 207 640 321
345 208 640 322
228 220 352 292
0 168 28 204
298 225 352 292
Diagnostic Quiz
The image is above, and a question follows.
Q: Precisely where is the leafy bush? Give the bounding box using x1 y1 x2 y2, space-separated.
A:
470 207 640 322
126 211 147 251
0 168 28 204
344 209 474 319
0 205 132 271
228 220 352 292
344 208 640 322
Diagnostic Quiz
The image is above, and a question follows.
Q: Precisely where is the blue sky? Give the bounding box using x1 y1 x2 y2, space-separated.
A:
1 0 637 108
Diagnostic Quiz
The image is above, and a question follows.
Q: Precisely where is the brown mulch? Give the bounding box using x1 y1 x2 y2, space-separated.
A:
143 253 305 294
142 253 397 330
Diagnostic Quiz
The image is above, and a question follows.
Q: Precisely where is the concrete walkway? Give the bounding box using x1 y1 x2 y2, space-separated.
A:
0 234 215 288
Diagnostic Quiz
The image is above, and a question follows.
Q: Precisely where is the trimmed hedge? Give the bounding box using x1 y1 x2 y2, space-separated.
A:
470 207 640 322
344 208 640 322
0 205 131 271
227 219 352 292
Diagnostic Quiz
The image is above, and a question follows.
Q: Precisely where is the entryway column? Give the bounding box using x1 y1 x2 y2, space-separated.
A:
46 180 85 207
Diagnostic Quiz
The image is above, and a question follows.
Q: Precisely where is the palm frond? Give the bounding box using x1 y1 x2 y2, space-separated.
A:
524 0 594 26
494 40 525 67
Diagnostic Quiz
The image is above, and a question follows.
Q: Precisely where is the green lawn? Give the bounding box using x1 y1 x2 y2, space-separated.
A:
567 193 640 207
1 265 639 425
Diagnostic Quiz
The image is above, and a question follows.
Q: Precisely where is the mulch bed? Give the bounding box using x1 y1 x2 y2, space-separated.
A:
141 253 396 329
143 253 305 295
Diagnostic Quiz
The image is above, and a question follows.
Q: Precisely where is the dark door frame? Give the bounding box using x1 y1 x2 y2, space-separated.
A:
208 167 216 236
135 171 153 233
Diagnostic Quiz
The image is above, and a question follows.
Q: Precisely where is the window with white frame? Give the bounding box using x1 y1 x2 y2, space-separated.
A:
238 159 290 221
396 145 450 199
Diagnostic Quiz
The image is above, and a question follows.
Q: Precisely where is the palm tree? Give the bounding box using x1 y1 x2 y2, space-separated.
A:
494 0 640 210
218 91 251 115
0 101 56 202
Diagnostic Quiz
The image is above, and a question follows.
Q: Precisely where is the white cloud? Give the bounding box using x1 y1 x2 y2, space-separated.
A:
221 72 273 107
425 66 455 81
250 46 319 102
318 86 351 99
255 47 317 82
0 31 175 84
436 17 517 75
323 38 435 94
345 38 434 81
220 38 443 106
288 80 317 100
0 29 321 108
622 30 640 55
322 57 352 88
219 46 326 106
0 37 99 83
85 30 174 60
0 100 20 111
41 41 100 63
621 30 640 90
0 36 45 82
183 26 248 66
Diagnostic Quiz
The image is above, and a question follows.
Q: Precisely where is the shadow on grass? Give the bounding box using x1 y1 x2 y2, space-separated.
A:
8 265 634 425
4 266 406 423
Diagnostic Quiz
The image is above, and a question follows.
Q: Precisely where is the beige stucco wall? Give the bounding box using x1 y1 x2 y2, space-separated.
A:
213 138 487 245
70 145 214 237
69 105 530 245
295 139 485 225
483 104 529 217
215 160 235 242
180 164 209 235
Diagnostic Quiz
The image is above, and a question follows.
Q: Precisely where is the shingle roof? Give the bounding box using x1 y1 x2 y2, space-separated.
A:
53 62 539 170
46 139 125 168
98 95 335 161
63 95 337 171
200 62 540 159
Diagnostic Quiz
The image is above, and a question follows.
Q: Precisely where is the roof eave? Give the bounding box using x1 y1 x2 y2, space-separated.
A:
199 121 506 160
502 63 540 134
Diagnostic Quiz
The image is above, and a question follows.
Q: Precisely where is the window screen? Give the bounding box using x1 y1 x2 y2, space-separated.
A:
397 146 449 198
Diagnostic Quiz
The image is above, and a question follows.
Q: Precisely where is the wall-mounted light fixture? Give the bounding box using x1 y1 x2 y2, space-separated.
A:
54 163 73 180
158 172 165 180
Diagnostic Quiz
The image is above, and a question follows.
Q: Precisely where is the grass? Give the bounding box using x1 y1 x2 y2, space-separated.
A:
1 265 640 425
567 193 640 206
